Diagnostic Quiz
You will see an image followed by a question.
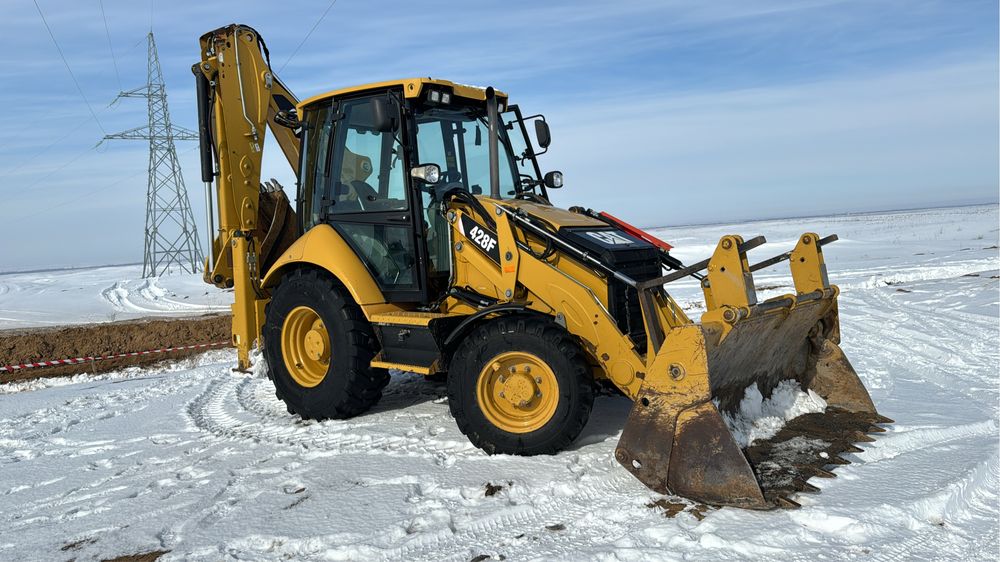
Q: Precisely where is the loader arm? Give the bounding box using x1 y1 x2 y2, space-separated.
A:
194 24 301 369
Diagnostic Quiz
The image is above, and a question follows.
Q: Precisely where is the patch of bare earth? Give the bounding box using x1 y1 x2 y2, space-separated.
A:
101 551 169 562
0 314 230 382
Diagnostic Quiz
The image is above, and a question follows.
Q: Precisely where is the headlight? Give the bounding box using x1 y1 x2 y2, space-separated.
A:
410 164 441 183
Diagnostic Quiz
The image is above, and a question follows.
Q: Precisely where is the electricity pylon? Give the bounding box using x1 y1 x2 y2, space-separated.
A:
105 31 202 277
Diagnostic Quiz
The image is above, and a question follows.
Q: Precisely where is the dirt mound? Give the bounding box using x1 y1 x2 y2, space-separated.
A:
0 314 231 382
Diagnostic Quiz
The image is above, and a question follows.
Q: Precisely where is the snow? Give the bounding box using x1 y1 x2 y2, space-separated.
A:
0 204 998 561
0 265 231 330
719 380 828 448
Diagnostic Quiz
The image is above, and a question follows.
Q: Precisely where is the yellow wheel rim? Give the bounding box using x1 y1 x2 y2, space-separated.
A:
476 351 559 434
280 305 331 388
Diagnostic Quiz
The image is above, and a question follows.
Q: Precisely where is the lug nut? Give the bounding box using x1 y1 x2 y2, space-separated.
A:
534 377 542 384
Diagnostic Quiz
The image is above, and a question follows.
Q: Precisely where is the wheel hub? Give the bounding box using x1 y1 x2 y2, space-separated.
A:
304 327 329 361
477 351 559 433
499 369 539 407
280 306 331 388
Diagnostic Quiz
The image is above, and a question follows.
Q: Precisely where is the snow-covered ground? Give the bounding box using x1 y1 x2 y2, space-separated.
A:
0 205 997 561
0 265 230 330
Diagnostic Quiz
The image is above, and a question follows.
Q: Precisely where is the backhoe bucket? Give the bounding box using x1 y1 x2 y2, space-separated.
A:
615 233 889 509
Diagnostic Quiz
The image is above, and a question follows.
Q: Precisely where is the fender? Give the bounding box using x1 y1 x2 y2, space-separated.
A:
261 224 386 306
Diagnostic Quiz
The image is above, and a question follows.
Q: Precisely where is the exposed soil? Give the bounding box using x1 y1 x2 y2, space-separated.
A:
0 314 231 383
484 481 511 497
101 551 169 562
647 499 713 520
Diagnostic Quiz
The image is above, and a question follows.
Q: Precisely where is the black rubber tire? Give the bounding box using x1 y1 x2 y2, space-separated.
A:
448 316 594 455
263 268 389 420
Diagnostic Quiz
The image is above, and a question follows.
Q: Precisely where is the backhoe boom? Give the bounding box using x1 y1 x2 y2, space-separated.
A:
194 24 300 369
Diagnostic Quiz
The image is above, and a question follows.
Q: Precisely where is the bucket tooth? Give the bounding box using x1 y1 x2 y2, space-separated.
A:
776 496 801 509
867 424 887 433
797 481 821 493
827 455 850 465
845 444 865 454
809 467 837 479
875 415 894 424
853 432 876 443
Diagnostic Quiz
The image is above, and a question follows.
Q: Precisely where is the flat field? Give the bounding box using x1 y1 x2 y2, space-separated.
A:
1 205 996 561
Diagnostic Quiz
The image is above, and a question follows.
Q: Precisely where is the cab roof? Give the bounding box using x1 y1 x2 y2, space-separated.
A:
297 78 507 110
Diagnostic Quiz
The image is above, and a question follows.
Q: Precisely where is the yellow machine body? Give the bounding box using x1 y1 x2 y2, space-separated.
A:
195 24 888 509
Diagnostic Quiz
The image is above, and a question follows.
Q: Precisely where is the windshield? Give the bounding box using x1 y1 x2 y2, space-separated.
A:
414 105 522 198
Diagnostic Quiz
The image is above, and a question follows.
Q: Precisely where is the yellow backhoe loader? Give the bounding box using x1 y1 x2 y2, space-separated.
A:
194 24 890 509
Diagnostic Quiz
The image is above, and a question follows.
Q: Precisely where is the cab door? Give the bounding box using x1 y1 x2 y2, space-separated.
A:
317 94 428 303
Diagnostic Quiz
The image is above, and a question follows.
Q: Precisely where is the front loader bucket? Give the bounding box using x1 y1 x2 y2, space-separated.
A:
615 233 890 509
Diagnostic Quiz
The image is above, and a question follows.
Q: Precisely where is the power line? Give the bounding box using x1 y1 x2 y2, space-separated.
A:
31 0 108 135
277 0 339 73
8 144 200 227
1 115 93 179
99 0 122 91
17 142 96 193
8 167 146 226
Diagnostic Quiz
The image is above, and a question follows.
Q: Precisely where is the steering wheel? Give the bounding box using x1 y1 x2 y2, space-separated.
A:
349 180 378 211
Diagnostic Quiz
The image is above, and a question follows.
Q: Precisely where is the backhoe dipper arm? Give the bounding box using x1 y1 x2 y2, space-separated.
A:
194 24 300 369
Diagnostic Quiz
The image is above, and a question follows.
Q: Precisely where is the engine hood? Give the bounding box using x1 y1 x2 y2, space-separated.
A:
503 200 606 229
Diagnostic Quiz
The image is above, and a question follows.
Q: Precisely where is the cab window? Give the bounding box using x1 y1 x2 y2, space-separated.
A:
326 97 408 214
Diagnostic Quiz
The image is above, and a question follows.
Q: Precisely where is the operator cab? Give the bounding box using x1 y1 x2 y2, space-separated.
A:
294 78 557 304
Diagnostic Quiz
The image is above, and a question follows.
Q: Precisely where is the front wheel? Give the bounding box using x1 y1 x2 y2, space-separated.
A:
448 316 594 455
262 269 389 420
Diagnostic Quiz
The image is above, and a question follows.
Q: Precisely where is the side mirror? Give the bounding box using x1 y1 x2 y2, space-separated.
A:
410 164 441 183
543 171 563 189
372 98 397 132
534 119 551 149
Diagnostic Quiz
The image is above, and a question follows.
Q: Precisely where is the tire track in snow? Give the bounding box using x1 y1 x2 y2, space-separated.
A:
186 375 478 460
100 279 227 314
185 370 998 562
186 375 664 561
838 271 999 409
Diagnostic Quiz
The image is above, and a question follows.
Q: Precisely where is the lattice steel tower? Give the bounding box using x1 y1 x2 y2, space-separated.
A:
105 32 202 277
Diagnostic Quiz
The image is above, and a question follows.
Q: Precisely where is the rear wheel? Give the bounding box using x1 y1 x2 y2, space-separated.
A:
448 316 594 455
263 269 389 420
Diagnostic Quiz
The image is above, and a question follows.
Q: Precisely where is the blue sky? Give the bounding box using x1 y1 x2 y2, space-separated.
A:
1 0 997 271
